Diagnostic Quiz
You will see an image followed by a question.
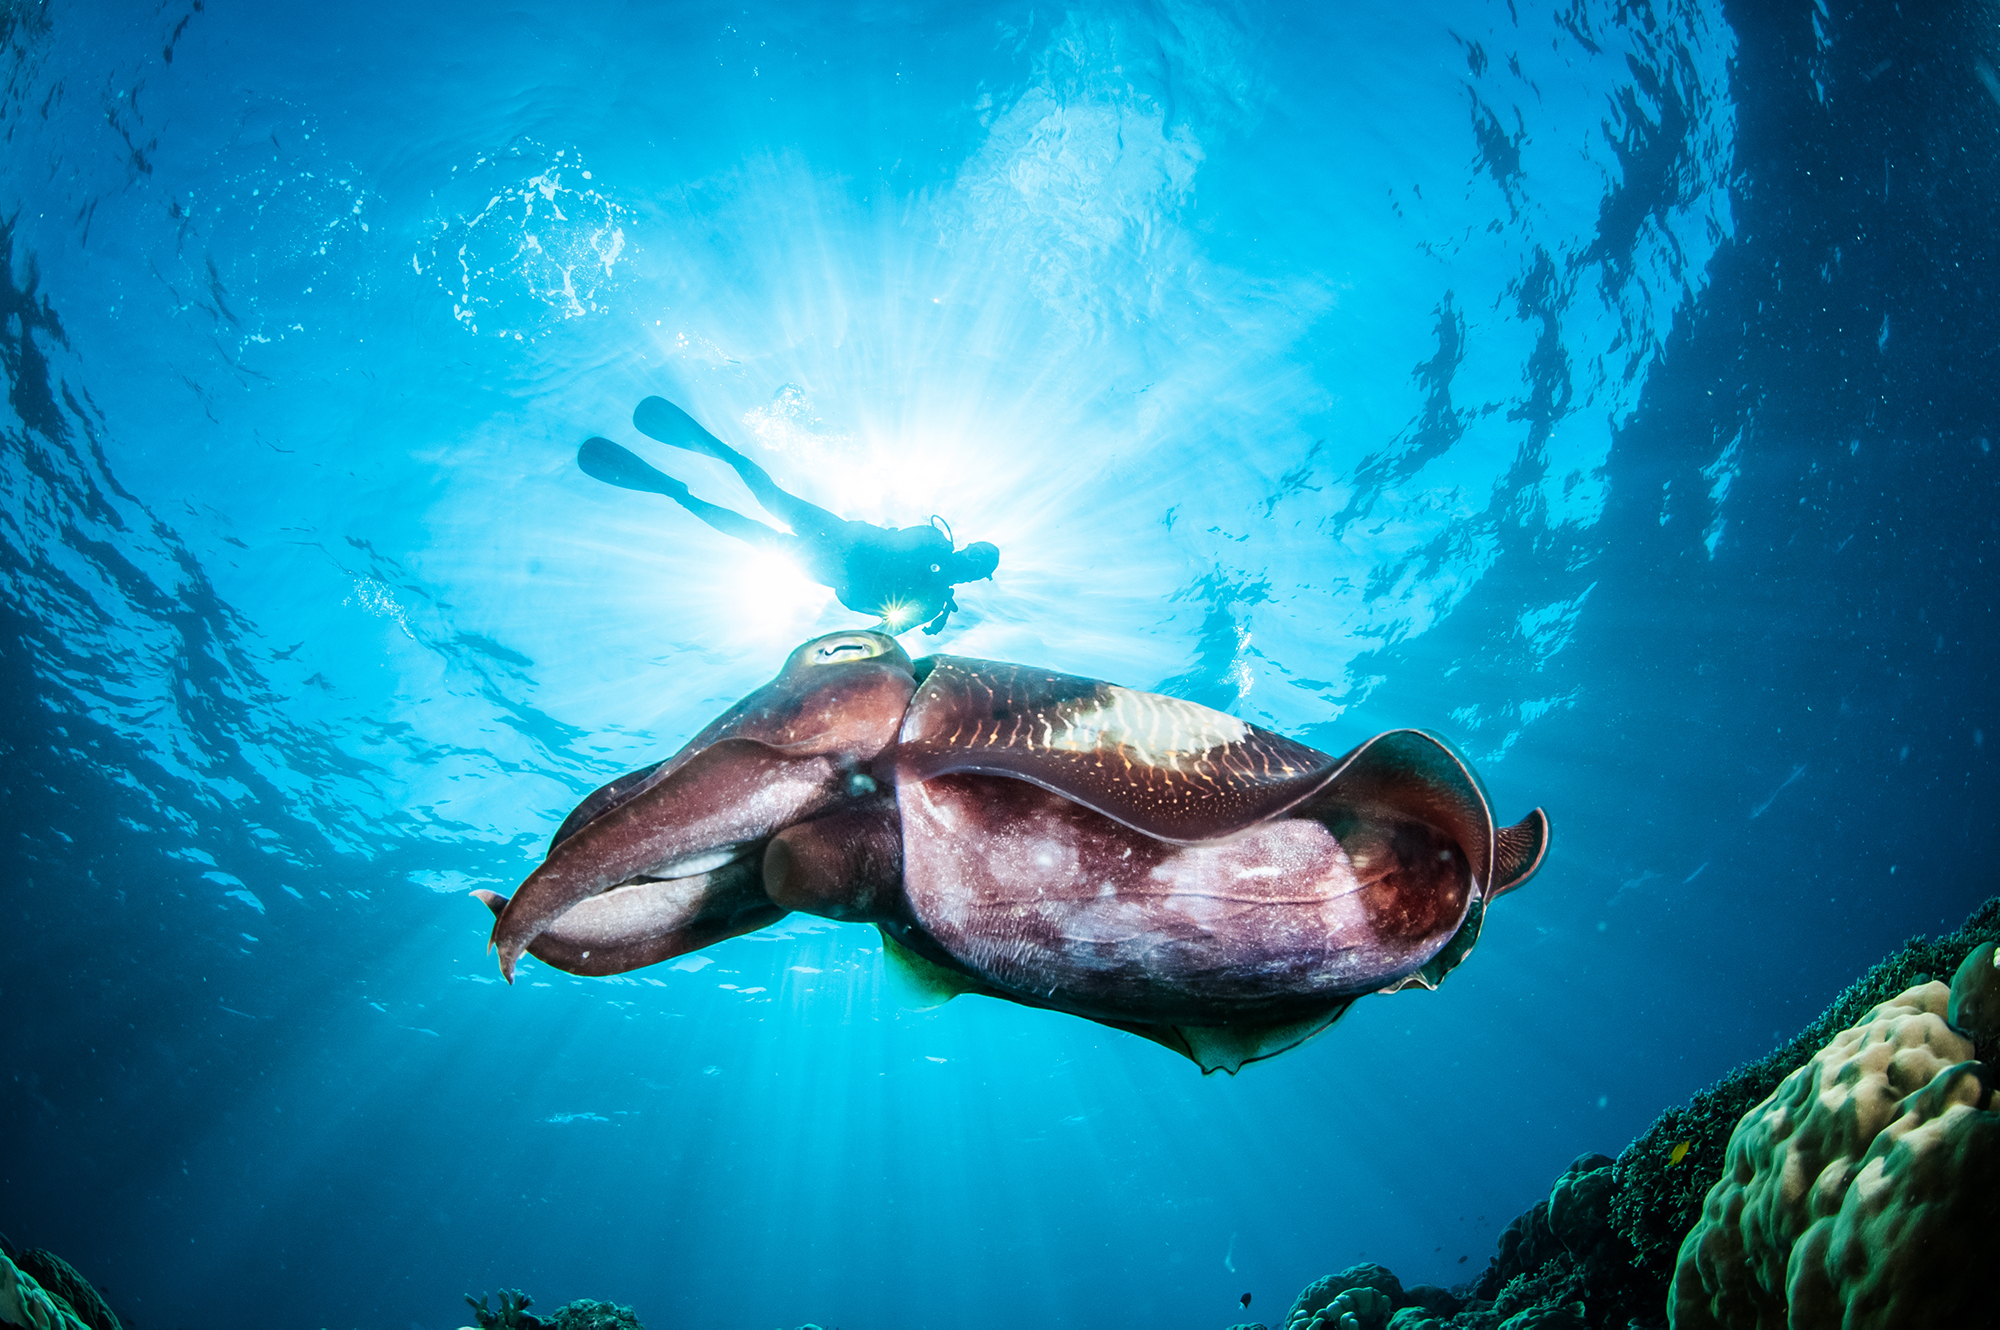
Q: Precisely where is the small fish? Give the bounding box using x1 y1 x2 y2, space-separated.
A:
1668 1140 1692 1166
1240 1294 1253 1310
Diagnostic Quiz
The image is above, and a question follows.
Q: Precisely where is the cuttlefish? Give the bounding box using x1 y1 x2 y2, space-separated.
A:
476 631 1548 1072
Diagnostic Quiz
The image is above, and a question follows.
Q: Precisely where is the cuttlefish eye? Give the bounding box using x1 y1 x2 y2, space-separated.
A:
783 630 912 678
810 633 890 664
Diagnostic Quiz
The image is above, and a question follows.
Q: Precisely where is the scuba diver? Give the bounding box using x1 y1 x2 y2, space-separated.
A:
579 396 999 635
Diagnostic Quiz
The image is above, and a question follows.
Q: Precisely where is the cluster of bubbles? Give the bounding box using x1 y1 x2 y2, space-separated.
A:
343 576 413 637
415 142 631 340
159 100 380 362
739 383 850 464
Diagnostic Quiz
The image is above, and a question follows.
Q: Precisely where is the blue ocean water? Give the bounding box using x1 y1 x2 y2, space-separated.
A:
2 0 1994 1326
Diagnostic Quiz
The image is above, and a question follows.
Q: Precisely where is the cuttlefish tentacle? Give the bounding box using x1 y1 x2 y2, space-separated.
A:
472 858 781 977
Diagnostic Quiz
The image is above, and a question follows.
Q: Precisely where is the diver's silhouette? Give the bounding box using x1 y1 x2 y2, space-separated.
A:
579 396 998 635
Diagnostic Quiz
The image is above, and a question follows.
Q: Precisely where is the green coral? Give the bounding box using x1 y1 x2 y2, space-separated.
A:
1608 895 2000 1297
465 1290 545 1329
1385 1311 1443 1330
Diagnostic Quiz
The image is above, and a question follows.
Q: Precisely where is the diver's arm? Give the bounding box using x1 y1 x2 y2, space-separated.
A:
920 589 958 636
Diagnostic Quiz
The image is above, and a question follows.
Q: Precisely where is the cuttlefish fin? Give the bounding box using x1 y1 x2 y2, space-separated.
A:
879 927 1001 1009
896 656 1343 844
1320 728 1498 894
1490 808 1550 899
1366 808 1547 999
1372 813 1544 996
1098 1003 1357 1075
876 918 1354 1074
1379 898 1486 995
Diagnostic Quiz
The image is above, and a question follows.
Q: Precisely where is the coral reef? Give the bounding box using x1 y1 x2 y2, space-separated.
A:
1293 1154 1627 1330
460 1290 645 1330
1286 1265 1404 1330
1669 978 1999 1328
465 1289 546 1329
1946 939 2000 1057
546 1299 645 1330
0 1240 120 1330
1270 897 2000 1330
4 1251 118 1330
1607 895 2000 1301
0 1250 90 1330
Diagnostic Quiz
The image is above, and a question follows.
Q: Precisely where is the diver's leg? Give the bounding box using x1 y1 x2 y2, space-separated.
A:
633 397 736 458
672 494 790 548
579 436 687 497
578 438 785 548
633 396 842 533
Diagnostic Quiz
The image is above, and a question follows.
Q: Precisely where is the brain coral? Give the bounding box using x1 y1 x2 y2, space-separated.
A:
1668 979 1999 1328
1285 1264 1403 1330
9 1250 119 1330
0 1251 91 1330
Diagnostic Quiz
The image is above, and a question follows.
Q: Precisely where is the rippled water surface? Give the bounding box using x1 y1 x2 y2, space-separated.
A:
3 1 1995 1327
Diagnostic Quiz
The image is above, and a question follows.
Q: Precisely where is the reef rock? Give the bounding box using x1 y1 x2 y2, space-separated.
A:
460 1291 647 1330
1668 979 2000 1328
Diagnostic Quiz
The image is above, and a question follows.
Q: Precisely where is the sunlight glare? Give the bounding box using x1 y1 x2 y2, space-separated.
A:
721 546 833 647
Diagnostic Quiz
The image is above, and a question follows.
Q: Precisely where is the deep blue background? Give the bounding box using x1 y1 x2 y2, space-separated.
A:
3 2 1996 1329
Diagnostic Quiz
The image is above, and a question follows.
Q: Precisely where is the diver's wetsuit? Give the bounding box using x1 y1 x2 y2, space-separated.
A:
579 397 995 634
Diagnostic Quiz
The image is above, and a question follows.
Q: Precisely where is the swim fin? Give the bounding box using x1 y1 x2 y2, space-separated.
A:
578 436 688 497
634 396 733 459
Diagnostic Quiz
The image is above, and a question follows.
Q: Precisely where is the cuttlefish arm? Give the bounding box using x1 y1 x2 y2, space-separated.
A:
487 631 918 982
489 739 844 981
472 857 781 977
540 632 918 853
